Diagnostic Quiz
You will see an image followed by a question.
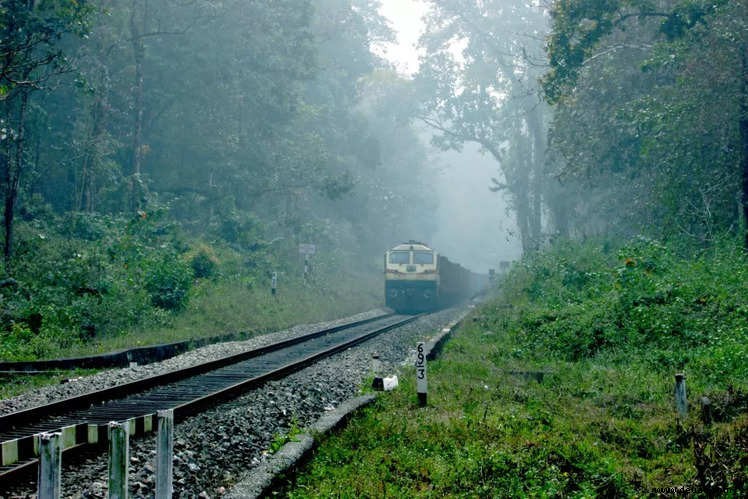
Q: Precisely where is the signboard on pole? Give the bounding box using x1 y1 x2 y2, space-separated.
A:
298 243 316 255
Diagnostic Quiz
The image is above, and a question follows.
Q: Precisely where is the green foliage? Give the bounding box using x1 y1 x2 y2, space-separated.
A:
0 0 93 95
0 214 190 357
500 238 748 383
214 211 265 251
0 208 383 361
0 323 48 360
144 255 193 311
543 0 746 243
269 418 303 454
60 212 110 241
0 0 431 369
190 250 217 279
542 0 729 102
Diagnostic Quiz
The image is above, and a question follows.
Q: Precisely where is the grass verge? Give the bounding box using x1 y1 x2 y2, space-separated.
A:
275 238 747 497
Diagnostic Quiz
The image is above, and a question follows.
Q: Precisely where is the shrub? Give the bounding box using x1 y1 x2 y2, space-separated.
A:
500 237 748 373
59 212 110 241
145 256 194 310
190 250 217 279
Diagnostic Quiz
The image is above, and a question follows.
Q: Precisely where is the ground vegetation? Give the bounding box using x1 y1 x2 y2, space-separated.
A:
281 238 747 496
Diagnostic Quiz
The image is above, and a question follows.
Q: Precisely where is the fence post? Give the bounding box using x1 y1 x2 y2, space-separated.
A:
675 373 688 419
108 421 129 499
155 409 174 499
37 432 62 499
700 396 712 426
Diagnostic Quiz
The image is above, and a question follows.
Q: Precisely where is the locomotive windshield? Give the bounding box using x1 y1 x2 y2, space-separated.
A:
389 251 410 264
413 251 434 264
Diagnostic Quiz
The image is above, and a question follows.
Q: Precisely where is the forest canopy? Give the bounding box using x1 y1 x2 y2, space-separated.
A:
415 0 747 251
0 0 437 354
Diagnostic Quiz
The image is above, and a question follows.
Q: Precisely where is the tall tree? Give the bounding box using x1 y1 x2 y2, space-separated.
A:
416 0 551 254
0 0 92 271
543 0 748 246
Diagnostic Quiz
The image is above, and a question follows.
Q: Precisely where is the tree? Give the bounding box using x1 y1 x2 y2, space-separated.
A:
0 0 92 272
543 0 748 247
416 0 551 255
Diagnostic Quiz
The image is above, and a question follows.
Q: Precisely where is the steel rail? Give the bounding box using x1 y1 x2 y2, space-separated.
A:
0 313 418 488
171 314 420 421
0 313 391 434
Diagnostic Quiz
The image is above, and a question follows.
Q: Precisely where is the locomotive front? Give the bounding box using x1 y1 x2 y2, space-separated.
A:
384 241 439 313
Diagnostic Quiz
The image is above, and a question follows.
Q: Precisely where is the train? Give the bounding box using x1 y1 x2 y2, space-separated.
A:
384 241 488 313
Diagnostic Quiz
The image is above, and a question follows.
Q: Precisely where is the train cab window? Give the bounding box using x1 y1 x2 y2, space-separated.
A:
389 251 410 264
413 251 434 264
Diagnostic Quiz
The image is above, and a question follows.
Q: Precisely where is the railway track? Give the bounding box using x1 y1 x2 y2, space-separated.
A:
0 312 418 488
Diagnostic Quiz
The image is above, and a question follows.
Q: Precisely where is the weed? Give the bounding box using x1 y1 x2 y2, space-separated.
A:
269 418 304 454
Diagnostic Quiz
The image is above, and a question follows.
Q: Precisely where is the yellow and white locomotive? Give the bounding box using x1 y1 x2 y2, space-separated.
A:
384 241 439 312
384 241 489 313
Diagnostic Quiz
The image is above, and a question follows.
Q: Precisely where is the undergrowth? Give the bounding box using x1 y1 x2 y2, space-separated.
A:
501 236 747 385
0 211 381 361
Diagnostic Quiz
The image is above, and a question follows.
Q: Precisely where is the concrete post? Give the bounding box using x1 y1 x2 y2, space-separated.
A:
675 373 688 419
415 342 427 407
155 409 174 499
37 432 62 499
108 421 129 499
700 396 712 426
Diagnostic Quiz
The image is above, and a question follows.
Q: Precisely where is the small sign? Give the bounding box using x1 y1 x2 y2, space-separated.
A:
415 342 427 406
299 243 316 255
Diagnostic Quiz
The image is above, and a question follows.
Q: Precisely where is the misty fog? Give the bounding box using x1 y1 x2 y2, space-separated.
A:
1 0 746 340
2 0 746 495
428 141 521 273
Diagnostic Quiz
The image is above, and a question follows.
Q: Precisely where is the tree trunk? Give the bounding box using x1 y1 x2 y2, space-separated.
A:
741 45 748 250
129 0 147 212
2 89 29 273
481 135 534 256
512 136 533 255
527 107 546 251
79 84 107 213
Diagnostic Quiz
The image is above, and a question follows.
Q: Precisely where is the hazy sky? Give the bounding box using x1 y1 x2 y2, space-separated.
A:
376 0 522 272
375 0 429 75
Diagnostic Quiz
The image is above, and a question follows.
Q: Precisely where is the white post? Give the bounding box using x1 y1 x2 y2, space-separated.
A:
108 421 129 499
37 432 62 499
155 409 174 499
675 373 688 419
415 342 427 407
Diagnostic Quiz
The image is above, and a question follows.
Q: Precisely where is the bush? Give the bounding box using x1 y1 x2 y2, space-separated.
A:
500 237 748 375
0 321 75 361
145 256 194 310
59 212 110 241
190 250 217 279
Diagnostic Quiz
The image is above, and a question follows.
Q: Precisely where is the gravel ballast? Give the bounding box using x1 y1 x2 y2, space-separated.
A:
0 306 471 498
